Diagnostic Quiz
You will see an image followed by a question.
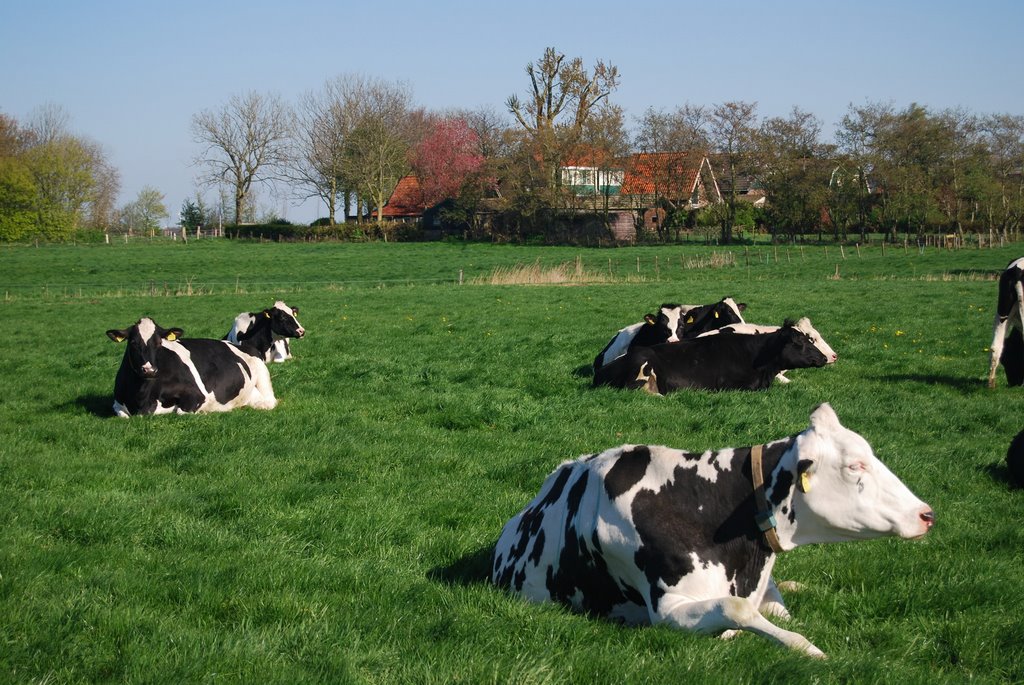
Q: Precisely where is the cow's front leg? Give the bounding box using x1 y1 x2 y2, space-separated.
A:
759 577 791 619
656 595 825 658
989 317 1008 388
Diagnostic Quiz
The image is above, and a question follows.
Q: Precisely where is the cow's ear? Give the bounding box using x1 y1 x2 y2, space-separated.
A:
737 302 748 311
644 314 656 325
809 402 841 431
106 329 127 343
797 459 814 492
164 328 184 341
291 307 299 316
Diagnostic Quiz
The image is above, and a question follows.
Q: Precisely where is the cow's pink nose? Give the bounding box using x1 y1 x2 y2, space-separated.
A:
920 509 935 528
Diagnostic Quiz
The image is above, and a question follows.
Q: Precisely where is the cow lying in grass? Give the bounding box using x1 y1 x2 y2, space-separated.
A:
491 403 935 657
593 298 747 371
226 300 305 364
593 318 829 394
107 317 277 417
696 318 837 383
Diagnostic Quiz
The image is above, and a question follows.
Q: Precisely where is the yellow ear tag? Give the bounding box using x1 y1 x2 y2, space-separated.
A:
114 335 126 343
166 332 177 341
264 311 271 318
714 311 720 318
686 316 694 324
799 472 812 493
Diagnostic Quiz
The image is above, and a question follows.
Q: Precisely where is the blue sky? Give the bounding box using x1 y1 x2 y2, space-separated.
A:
2 0 1022 224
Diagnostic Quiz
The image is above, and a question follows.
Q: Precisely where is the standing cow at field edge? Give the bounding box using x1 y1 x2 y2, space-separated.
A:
491 403 935 657
988 257 1024 388
226 300 305 363
107 317 277 417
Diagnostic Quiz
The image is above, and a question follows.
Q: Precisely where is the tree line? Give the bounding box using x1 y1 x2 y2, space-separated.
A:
0 105 174 242
3 47 1023 244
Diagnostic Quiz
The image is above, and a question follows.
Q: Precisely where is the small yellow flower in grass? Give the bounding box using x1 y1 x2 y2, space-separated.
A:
895 330 905 336
870 325 878 332
883 343 889 349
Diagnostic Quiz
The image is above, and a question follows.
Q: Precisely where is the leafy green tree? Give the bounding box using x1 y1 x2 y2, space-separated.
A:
0 157 36 241
754 107 832 240
118 186 168 236
179 197 206 233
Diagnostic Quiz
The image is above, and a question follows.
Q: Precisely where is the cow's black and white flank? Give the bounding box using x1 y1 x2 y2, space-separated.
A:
226 300 305 363
696 319 837 383
107 317 277 417
491 403 935 657
988 257 1024 387
593 298 747 370
593 318 828 394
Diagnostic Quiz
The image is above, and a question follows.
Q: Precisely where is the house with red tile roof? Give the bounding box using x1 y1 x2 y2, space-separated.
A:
371 175 427 221
377 150 725 242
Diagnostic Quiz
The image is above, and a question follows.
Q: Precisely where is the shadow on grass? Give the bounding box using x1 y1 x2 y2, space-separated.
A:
981 462 1022 490
70 393 113 417
428 545 494 587
572 363 594 379
868 373 985 391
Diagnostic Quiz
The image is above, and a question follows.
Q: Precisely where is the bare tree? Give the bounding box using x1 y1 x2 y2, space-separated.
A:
192 91 292 224
340 78 417 227
288 75 371 225
634 104 709 154
506 47 620 194
709 101 759 243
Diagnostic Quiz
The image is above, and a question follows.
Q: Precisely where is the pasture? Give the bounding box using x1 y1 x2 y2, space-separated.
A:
1 239 1022 683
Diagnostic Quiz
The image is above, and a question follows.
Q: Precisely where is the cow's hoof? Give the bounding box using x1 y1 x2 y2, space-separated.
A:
805 643 827 659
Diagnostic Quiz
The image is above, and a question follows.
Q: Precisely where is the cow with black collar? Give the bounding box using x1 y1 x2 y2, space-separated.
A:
594 318 828 394
491 403 935 657
987 257 1024 388
226 300 305 363
106 317 277 417
593 298 747 371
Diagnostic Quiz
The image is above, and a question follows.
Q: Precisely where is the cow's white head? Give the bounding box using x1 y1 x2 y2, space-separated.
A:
794 317 837 364
106 317 183 378
268 300 305 339
643 304 684 343
788 404 934 545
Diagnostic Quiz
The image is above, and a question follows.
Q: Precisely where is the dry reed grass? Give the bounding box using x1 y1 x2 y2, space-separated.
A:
472 258 635 285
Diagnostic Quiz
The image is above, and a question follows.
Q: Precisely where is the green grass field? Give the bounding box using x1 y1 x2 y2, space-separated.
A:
1 239 1022 683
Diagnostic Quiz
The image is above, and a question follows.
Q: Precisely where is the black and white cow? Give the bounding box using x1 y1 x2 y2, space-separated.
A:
106 317 277 417
988 257 1024 388
491 403 935 657
226 300 305 363
696 319 837 383
593 318 829 394
593 298 747 370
